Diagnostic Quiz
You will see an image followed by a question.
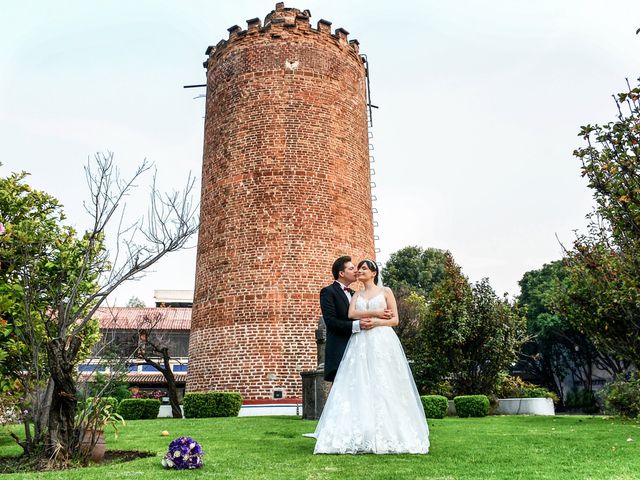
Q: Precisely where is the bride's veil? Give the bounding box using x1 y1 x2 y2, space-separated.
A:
376 261 384 287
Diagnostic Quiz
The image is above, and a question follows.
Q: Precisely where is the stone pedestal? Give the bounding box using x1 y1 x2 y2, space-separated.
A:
301 316 328 419
301 370 329 420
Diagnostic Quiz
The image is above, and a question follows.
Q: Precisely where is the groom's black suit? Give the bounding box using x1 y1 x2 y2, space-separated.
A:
320 282 356 382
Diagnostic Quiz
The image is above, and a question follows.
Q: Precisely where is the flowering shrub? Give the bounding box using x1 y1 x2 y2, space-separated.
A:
132 389 164 400
161 437 204 469
0 389 24 426
495 374 560 404
0 397 22 426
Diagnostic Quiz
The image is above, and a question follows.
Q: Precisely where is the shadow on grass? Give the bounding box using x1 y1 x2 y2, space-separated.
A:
0 450 155 474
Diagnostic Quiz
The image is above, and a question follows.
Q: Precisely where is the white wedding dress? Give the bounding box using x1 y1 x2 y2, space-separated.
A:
312 292 430 454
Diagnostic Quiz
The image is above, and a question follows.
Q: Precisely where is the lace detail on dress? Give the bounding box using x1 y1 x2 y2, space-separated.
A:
313 289 430 454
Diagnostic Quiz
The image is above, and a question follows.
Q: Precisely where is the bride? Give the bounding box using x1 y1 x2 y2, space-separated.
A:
312 259 430 454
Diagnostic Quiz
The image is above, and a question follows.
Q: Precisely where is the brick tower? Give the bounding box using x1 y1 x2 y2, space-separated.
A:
187 3 375 400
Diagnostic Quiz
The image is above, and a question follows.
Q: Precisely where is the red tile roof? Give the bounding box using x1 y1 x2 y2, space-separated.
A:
94 307 191 331
126 373 187 384
78 372 187 384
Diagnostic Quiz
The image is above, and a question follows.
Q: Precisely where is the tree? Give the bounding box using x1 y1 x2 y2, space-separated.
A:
452 279 526 395
382 246 448 299
126 296 145 308
517 262 627 403
417 254 526 396
0 152 198 463
393 290 428 364
105 311 185 418
553 241 640 367
561 78 640 366
135 313 184 418
414 253 472 393
382 246 448 374
0 169 100 454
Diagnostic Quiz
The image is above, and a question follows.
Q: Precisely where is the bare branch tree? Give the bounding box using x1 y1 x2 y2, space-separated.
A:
35 151 198 462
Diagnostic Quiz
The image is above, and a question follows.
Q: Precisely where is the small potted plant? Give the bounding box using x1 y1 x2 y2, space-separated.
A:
78 397 126 462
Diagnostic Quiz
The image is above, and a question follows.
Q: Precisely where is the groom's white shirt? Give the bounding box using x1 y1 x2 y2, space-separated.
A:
335 280 361 333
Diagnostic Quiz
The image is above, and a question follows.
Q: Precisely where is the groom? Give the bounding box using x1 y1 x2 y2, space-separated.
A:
320 256 374 382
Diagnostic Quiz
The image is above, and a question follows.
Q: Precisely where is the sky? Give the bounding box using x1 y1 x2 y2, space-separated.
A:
2 1 639 305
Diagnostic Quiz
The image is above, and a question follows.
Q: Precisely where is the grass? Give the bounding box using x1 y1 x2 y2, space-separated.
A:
1 415 639 479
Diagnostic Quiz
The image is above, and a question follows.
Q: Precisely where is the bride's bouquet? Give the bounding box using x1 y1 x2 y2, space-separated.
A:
161 436 204 469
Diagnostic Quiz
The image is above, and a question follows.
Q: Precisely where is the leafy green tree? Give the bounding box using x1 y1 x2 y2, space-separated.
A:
517 262 627 403
451 279 527 395
126 296 145 308
393 290 429 368
553 241 640 367
382 246 448 299
0 170 96 452
560 78 640 366
382 246 448 378
407 253 526 396
414 253 472 393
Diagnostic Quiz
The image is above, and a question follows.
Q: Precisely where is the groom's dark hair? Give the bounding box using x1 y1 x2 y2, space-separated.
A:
332 256 352 280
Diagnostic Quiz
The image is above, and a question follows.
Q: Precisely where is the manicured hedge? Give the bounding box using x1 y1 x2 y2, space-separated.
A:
454 395 490 418
183 392 243 418
420 395 448 419
117 398 161 420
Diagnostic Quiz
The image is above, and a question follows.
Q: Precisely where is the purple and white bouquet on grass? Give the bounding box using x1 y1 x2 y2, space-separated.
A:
161 437 204 469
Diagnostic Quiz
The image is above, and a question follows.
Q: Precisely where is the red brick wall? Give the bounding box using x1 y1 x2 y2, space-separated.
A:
187 3 375 400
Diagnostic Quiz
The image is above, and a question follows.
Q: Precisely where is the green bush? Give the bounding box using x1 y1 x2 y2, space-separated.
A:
454 395 490 418
183 392 243 418
420 395 448 419
117 398 161 420
599 374 640 418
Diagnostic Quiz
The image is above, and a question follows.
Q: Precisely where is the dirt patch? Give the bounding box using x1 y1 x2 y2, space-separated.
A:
0 450 156 474
103 449 156 463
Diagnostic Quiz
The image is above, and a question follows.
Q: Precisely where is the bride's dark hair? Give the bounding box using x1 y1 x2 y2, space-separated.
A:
357 259 379 285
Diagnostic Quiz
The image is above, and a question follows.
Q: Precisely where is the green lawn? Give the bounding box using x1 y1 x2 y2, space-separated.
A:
1 415 639 479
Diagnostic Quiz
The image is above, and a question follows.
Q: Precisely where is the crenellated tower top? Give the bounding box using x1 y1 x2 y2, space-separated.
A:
203 2 361 68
